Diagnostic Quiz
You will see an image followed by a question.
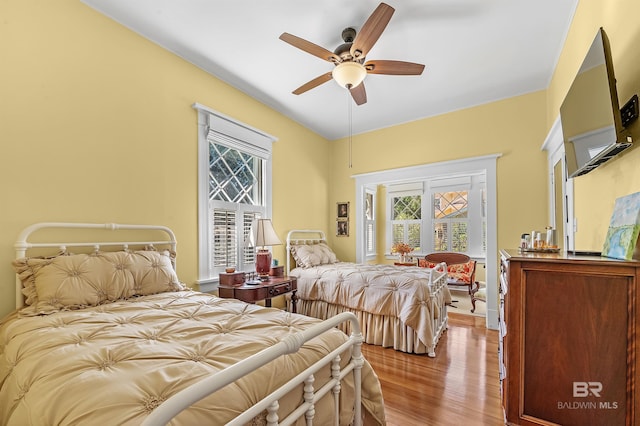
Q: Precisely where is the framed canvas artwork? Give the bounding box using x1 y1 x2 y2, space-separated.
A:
602 191 640 260
337 220 349 237
337 202 349 219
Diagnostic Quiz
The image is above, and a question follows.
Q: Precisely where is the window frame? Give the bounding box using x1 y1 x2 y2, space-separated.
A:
428 175 485 255
386 184 424 253
364 186 377 258
194 103 276 292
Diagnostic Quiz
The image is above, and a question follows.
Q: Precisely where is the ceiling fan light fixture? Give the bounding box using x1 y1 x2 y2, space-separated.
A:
332 62 367 89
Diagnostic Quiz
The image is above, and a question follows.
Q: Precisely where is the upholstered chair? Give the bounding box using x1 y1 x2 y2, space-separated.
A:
420 252 477 294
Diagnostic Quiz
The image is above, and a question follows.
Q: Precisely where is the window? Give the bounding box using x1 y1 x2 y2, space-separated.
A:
432 190 468 252
429 175 487 256
194 104 276 290
209 143 264 273
391 194 422 250
430 176 485 255
364 188 376 256
385 176 485 256
386 183 424 252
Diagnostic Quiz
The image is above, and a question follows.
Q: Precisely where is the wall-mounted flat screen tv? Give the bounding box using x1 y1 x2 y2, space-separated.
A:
561 27 632 178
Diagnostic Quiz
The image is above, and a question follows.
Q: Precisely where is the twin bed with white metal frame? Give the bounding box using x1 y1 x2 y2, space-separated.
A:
286 230 451 358
1 222 386 425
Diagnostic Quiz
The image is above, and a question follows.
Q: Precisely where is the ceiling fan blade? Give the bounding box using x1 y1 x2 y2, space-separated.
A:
364 60 425 75
279 33 341 63
350 83 367 105
292 72 334 95
350 3 395 60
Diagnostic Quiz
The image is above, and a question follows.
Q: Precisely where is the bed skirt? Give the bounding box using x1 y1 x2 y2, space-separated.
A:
294 299 432 354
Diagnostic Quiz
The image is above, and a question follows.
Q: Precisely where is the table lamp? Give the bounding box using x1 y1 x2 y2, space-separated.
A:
252 219 282 279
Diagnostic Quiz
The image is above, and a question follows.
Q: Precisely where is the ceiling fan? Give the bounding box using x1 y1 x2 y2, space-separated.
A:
279 2 425 106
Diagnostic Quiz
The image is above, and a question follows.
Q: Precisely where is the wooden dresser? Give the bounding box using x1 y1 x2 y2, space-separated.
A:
499 249 640 425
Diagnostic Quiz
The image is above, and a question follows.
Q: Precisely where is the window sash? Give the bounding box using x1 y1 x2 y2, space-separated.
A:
209 141 265 203
390 194 422 251
210 204 262 274
432 219 469 252
364 189 376 257
212 209 237 269
432 189 469 252
365 221 376 254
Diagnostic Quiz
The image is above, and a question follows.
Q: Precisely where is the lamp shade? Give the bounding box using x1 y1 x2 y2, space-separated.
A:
253 219 282 248
332 62 367 89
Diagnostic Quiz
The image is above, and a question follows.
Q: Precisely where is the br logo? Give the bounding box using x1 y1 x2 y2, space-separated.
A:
573 382 602 397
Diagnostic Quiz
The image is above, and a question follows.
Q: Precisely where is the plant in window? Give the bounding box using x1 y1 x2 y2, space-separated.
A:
391 242 413 263
391 242 413 255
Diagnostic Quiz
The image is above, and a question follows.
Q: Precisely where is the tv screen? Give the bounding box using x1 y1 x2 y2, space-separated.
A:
561 28 631 178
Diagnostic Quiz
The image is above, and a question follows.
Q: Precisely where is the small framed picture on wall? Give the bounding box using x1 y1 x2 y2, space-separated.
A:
337 202 349 219
336 220 349 237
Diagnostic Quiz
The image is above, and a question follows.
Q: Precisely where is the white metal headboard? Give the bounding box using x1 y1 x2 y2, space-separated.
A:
14 222 177 309
285 229 327 275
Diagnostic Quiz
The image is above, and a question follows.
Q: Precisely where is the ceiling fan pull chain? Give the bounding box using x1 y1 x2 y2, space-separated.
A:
348 92 353 169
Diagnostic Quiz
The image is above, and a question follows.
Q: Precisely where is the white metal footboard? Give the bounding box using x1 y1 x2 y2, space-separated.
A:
141 311 365 426
426 263 449 357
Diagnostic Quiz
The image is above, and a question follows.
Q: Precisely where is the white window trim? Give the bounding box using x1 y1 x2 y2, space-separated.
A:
193 103 277 292
542 115 574 251
352 154 501 330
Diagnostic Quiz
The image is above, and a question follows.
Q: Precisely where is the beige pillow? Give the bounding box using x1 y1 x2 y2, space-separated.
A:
13 250 184 315
290 242 338 268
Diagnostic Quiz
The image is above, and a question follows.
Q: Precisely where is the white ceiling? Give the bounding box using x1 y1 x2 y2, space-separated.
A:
81 0 578 140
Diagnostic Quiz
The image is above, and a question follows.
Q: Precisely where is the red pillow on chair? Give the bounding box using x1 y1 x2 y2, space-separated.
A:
447 261 475 283
419 259 475 284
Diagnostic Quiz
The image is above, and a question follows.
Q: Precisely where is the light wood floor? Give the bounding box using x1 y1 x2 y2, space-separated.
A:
361 312 504 426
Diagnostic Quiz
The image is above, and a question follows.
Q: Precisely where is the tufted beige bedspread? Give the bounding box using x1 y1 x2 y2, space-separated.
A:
0 291 385 425
290 263 452 353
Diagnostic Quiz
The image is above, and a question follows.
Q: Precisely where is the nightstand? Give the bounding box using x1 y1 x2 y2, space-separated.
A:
218 276 297 313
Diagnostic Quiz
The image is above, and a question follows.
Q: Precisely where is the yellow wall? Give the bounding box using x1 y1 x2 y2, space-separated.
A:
546 0 640 251
0 1 330 317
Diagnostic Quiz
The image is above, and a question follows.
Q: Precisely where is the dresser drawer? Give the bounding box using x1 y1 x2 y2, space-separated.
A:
268 282 294 297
